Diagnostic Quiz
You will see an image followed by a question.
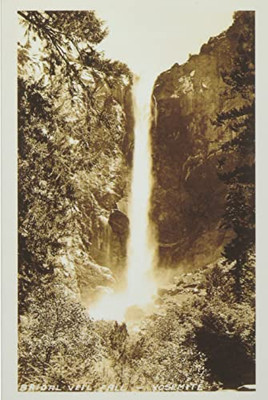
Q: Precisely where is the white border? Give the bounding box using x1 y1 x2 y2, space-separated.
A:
2 1 268 399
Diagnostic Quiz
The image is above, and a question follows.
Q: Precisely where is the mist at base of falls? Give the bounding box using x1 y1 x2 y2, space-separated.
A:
89 75 158 322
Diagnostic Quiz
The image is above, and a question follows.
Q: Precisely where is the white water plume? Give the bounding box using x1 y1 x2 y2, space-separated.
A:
89 74 157 321
125 75 157 305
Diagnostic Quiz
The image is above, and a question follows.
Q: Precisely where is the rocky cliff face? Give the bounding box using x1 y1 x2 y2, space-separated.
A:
71 75 133 305
151 14 250 270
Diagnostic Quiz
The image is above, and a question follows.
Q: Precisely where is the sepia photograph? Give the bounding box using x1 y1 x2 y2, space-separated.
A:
2 0 261 397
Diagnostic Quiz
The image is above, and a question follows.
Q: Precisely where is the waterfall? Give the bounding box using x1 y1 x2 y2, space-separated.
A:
89 75 157 321
98 215 112 266
125 76 157 305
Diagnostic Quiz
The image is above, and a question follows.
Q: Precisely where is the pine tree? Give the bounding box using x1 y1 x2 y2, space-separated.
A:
18 11 132 313
215 11 255 302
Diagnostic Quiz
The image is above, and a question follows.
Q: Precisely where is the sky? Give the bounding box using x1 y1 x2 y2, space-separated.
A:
89 0 236 79
18 1 238 98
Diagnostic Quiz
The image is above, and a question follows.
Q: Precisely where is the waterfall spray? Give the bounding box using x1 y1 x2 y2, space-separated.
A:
89 75 157 321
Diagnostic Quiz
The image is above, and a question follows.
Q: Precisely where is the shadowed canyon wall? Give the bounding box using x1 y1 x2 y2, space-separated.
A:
151 12 253 270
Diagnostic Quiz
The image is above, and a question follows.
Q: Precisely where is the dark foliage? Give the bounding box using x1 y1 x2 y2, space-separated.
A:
216 11 255 301
18 10 132 313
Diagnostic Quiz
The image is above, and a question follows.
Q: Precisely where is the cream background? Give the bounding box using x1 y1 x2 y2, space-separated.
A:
1 0 267 399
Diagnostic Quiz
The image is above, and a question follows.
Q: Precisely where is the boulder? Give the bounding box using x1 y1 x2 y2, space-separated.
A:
109 209 129 236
